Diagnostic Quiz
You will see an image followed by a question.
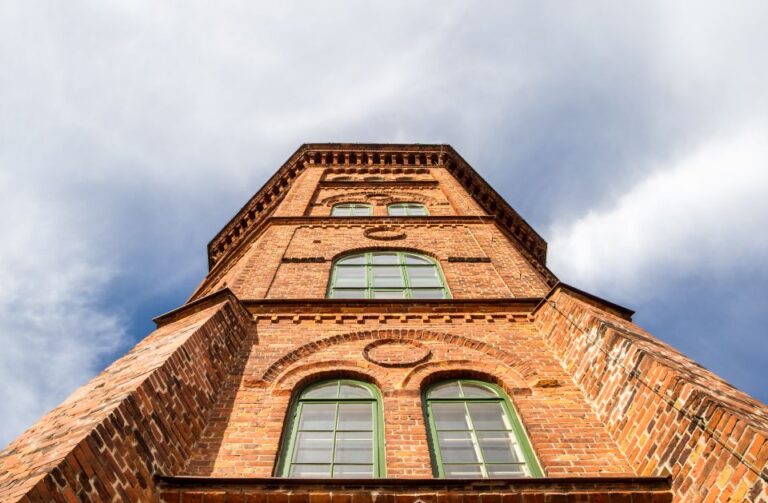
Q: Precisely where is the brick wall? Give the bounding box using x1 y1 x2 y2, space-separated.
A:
535 286 768 501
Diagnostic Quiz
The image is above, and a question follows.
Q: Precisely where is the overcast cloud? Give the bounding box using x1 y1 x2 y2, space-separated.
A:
0 1 766 446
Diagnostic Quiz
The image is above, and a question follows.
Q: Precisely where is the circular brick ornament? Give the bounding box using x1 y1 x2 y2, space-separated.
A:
363 226 406 241
363 339 431 367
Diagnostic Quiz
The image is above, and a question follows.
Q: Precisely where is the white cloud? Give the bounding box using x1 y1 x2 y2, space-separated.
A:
549 125 768 298
0 173 126 446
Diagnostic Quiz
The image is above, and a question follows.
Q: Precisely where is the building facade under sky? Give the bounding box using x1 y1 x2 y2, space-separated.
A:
0 144 767 501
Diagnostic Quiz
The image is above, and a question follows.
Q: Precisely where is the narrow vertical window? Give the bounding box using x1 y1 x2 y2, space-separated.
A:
280 379 385 478
328 252 450 299
388 203 429 216
331 203 372 216
424 379 542 478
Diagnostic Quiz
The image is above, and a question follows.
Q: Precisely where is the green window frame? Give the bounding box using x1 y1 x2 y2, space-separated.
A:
424 379 542 478
278 379 385 478
327 251 451 299
332 203 372 217
388 203 429 216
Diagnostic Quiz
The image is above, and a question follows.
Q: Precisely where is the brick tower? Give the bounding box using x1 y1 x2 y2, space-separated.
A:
1 144 767 502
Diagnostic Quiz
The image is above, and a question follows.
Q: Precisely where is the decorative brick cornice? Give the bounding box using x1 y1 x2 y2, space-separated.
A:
205 144 553 286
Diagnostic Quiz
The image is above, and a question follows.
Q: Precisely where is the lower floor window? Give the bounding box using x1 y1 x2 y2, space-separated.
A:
424 379 542 478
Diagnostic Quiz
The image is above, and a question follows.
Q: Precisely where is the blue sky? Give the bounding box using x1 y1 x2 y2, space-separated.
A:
1 1 767 447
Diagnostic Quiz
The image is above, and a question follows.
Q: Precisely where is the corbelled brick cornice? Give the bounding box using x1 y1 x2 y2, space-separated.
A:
206 144 551 282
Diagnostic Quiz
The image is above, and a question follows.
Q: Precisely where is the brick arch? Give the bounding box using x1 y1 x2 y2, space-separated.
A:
329 246 441 263
400 360 529 393
260 329 540 383
272 359 382 391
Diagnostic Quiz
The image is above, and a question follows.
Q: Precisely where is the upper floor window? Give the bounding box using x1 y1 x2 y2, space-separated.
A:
424 380 542 478
332 203 372 217
364 176 384 182
279 379 384 478
388 203 429 216
327 251 450 299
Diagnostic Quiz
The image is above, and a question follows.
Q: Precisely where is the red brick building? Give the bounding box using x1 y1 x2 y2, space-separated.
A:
1 144 767 502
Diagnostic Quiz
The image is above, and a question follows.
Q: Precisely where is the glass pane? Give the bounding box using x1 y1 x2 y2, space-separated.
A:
406 266 441 287
371 253 398 265
444 464 483 479
477 431 520 463
409 205 428 216
429 382 461 399
437 431 479 463
388 206 407 216
337 403 373 430
298 403 336 430
372 266 404 287
335 266 366 287
403 254 432 265
337 255 366 265
410 289 445 299
332 205 352 216
302 382 338 399
293 431 334 463
335 431 373 463
352 206 371 216
467 403 510 431
461 383 498 398
432 403 470 430
339 383 372 398
486 464 526 477
333 464 374 478
290 464 331 478
331 289 367 299
372 290 406 299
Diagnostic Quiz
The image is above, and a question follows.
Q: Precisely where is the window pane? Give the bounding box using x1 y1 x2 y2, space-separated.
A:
467 403 510 431
410 289 445 299
339 383 372 398
337 403 373 430
371 253 398 265
432 403 470 430
477 431 520 463
409 205 428 216
461 383 498 398
371 290 406 299
298 404 336 431
388 206 407 216
331 289 367 299
486 464 526 477
403 254 432 265
372 266 404 287
333 464 374 478
429 382 461 399
352 206 371 216
290 464 331 478
302 382 338 399
335 431 373 463
337 255 366 265
437 431 479 463
335 266 366 287
406 266 441 287
444 464 483 479
332 205 352 216
293 431 334 463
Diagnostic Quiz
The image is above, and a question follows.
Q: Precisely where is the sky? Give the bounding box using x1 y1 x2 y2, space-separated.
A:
0 1 767 447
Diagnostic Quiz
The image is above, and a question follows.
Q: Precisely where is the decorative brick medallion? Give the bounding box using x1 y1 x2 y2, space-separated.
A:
363 226 406 241
363 339 431 367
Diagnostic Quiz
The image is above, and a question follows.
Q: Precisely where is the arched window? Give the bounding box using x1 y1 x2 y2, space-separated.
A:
331 203 372 217
424 379 542 478
279 379 384 478
327 251 450 299
388 203 429 216
364 176 384 182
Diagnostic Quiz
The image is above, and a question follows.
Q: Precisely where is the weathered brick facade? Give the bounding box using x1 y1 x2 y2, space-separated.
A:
1 144 766 502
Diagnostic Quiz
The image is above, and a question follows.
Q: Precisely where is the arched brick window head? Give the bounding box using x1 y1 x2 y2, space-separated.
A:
327 251 451 299
424 379 542 478
331 203 372 216
388 203 429 216
278 379 385 478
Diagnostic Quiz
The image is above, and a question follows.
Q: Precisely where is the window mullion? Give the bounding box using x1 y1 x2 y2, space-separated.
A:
330 401 340 477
